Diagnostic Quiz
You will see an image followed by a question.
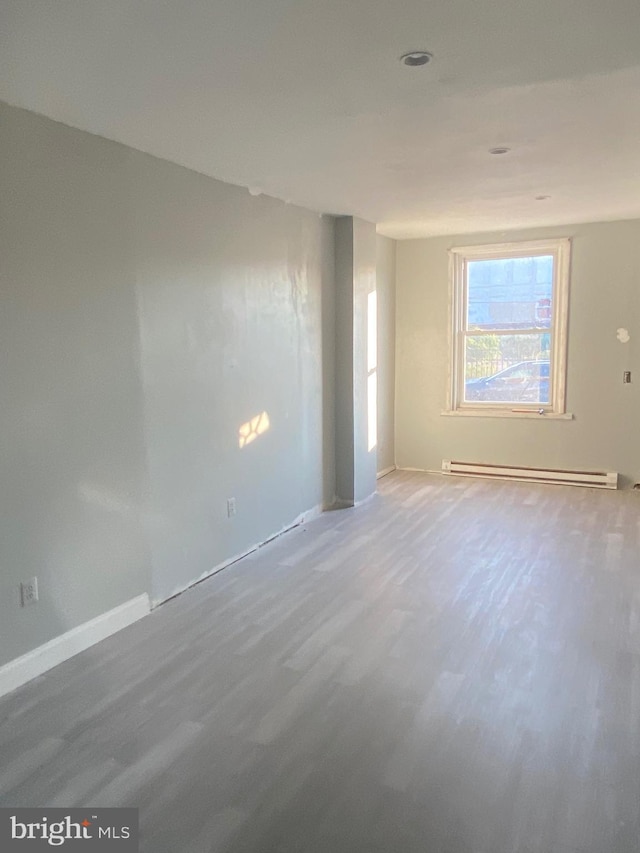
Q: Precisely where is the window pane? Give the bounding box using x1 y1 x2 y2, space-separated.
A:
464 334 551 404
467 255 553 331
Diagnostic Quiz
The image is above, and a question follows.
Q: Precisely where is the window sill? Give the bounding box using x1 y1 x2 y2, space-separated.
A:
441 409 574 420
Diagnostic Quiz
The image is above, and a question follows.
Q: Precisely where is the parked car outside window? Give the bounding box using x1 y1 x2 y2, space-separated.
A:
464 360 550 404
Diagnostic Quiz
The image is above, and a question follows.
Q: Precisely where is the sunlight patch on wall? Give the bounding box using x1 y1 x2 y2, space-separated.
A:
368 290 377 372
367 290 378 452
239 411 270 448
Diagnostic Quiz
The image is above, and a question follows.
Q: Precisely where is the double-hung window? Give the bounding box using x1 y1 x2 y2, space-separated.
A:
448 238 571 417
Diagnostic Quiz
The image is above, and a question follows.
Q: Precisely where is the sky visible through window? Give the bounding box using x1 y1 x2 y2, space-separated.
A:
467 255 553 331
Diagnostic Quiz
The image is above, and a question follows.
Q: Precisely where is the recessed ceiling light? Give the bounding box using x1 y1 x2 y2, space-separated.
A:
400 51 433 67
489 147 511 155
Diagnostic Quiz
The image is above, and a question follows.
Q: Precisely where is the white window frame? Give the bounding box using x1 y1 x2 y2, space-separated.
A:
445 238 571 419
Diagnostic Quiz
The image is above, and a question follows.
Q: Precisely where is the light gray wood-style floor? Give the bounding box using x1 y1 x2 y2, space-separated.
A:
1 471 639 853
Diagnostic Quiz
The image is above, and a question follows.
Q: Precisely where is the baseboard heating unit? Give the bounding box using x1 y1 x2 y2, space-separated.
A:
442 460 618 489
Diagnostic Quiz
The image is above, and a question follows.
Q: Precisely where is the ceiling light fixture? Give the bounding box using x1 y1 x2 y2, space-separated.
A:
535 195 551 201
400 51 433 67
489 147 511 155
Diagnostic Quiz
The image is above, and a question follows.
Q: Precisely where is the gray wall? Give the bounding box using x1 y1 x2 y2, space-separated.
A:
376 235 396 474
334 219 355 505
396 220 640 486
130 150 335 604
0 104 151 667
0 102 336 666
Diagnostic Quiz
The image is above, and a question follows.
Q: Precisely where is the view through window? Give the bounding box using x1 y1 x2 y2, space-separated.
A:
449 239 570 414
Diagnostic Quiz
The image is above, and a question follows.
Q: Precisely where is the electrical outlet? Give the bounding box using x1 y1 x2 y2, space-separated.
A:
623 371 632 384
227 497 236 518
20 577 38 607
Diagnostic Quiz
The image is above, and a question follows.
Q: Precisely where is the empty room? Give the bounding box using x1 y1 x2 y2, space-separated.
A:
1 1 639 852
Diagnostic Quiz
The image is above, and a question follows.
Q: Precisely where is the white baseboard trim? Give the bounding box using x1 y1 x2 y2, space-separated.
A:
0 594 151 699
397 467 443 475
376 465 397 480
153 503 325 608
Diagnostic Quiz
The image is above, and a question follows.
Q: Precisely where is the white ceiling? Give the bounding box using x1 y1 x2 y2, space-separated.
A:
3 0 640 238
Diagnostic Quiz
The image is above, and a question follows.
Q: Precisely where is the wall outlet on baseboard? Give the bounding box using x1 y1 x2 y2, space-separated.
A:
20 577 38 607
227 497 236 518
